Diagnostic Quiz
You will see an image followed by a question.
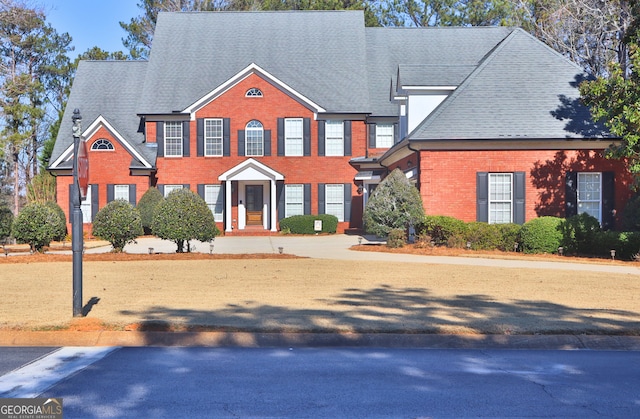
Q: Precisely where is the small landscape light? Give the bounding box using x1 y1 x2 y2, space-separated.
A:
466 241 471 250
558 246 564 256
513 242 518 252
209 244 214 254
3 246 8 257
610 249 616 260
148 247 154 255
358 237 363 245
278 246 284 254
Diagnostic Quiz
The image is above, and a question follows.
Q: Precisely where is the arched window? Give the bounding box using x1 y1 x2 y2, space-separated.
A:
245 88 263 97
91 139 114 151
245 120 263 156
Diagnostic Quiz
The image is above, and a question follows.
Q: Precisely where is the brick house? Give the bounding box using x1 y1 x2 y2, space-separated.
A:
48 11 632 235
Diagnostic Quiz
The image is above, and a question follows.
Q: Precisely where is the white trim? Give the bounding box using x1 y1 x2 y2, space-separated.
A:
219 158 284 182
185 63 326 115
49 116 153 169
401 86 457 91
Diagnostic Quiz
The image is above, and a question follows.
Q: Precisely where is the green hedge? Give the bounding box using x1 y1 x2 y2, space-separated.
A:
415 215 467 245
519 216 563 254
386 229 406 248
279 214 338 234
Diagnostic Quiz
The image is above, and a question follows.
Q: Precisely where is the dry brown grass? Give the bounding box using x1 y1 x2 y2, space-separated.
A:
1 248 639 335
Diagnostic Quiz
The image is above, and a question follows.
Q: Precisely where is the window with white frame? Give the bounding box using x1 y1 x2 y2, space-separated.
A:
114 185 129 201
375 124 394 148
164 121 183 157
325 184 344 221
81 187 92 223
246 120 264 156
325 120 344 156
204 185 224 222
163 184 183 197
578 172 602 222
488 173 512 224
245 88 263 97
91 139 114 151
204 119 223 156
285 118 303 156
285 184 304 217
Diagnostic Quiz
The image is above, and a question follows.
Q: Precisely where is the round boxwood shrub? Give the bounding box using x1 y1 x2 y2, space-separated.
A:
92 200 144 252
386 228 406 248
559 213 601 255
44 201 67 242
279 214 338 234
152 188 220 252
11 202 67 252
518 216 563 254
415 215 467 246
464 222 502 250
137 187 163 234
0 202 13 241
496 223 522 252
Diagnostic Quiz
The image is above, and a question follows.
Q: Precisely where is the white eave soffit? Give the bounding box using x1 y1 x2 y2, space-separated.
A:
184 63 326 116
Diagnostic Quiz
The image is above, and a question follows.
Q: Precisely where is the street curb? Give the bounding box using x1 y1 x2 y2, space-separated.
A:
1 331 639 350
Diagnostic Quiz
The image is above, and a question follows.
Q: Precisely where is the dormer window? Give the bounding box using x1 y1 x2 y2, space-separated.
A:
91 139 114 150
245 88 263 97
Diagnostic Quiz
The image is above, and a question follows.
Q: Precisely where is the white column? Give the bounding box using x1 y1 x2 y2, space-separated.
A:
270 179 277 231
225 180 232 232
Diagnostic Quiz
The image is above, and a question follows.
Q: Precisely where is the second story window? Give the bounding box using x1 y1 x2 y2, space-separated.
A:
325 120 344 156
285 118 303 156
375 124 394 148
164 121 183 157
246 120 264 156
205 119 223 156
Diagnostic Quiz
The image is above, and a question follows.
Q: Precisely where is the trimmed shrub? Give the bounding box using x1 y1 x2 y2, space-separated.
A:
152 188 220 252
363 168 425 237
559 213 602 255
137 187 163 234
415 215 467 246
44 201 67 241
0 203 13 241
11 203 66 252
518 216 563 254
464 222 503 250
496 223 522 252
279 214 338 234
92 200 144 252
386 228 406 248
621 194 640 231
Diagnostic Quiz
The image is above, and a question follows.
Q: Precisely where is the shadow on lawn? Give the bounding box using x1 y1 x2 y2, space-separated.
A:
118 284 640 346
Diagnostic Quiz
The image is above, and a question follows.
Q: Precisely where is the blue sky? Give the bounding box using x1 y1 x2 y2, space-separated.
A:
38 0 141 58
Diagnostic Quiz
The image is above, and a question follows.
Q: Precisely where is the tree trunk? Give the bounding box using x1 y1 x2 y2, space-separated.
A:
13 151 19 215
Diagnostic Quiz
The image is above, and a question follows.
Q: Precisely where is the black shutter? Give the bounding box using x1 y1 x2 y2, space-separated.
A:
107 184 114 203
344 121 352 156
276 181 285 221
318 121 325 156
223 118 230 156
304 184 311 215
476 172 488 222
182 121 190 157
157 184 164 196
129 184 136 206
196 118 204 156
91 184 99 221
565 172 578 218
513 172 526 225
156 122 164 157
318 183 325 214
197 184 205 199
264 130 271 156
183 184 190 190
344 183 352 222
602 172 615 230
369 124 376 148
238 130 245 156
277 118 284 156
303 118 311 156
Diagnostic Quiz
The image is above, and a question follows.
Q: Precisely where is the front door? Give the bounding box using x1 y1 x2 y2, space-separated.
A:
245 185 263 226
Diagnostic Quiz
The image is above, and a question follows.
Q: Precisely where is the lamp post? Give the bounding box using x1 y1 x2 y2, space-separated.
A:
71 109 85 317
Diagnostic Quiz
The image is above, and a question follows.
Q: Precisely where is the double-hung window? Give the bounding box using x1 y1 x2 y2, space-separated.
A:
114 185 130 201
163 184 183 197
204 119 223 156
246 120 264 156
577 172 601 223
325 121 344 156
488 173 512 224
164 122 183 157
285 118 303 156
285 184 304 217
204 185 224 222
325 184 344 221
375 124 394 148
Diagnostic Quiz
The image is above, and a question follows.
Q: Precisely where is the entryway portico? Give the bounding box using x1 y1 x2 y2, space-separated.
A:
219 158 284 232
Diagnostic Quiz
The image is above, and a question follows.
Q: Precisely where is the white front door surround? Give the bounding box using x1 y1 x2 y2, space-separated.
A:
218 158 284 232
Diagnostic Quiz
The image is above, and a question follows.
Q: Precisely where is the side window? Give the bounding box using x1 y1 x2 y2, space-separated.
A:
375 124 394 148
325 184 344 221
204 119 223 156
285 118 303 156
285 184 304 217
164 122 183 157
488 173 513 224
325 121 344 156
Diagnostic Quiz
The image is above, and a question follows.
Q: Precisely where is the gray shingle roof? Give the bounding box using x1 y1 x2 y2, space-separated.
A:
138 11 370 114
51 60 152 168
409 28 608 140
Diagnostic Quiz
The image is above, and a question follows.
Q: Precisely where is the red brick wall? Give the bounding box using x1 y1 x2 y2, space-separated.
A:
406 149 633 227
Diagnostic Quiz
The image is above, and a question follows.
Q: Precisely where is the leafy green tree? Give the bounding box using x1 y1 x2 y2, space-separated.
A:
363 168 425 237
26 171 56 204
11 202 66 252
92 200 144 252
137 186 164 234
152 188 219 252
0 201 13 241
